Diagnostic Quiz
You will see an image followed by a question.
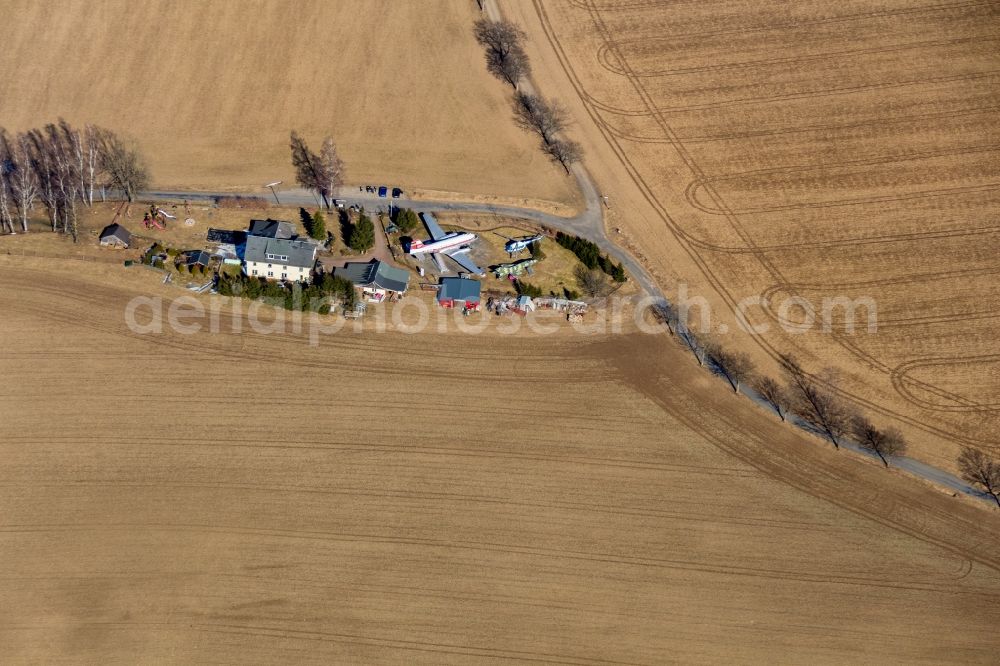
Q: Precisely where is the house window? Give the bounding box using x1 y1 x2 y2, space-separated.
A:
267 263 272 268
268 271 273 277
251 269 257 276
281 273 287 279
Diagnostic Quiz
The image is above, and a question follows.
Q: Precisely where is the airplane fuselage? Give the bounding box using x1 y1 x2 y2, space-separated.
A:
409 232 477 255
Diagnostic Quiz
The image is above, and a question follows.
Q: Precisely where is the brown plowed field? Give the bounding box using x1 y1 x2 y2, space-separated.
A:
0 0 578 207
1 257 999 662
508 0 1000 469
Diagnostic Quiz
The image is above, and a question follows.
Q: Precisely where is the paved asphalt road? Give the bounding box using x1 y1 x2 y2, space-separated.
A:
144 164 664 305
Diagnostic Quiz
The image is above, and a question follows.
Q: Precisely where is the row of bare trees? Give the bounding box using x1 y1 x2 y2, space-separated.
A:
289 131 345 211
654 301 1000 505
474 17 530 89
513 92 582 173
0 120 148 241
474 18 582 173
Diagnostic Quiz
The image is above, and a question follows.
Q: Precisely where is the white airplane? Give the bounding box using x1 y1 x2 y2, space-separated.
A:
408 213 485 276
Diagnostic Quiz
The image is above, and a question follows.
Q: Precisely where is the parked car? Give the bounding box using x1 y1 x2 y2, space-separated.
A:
391 187 402 198
378 186 388 198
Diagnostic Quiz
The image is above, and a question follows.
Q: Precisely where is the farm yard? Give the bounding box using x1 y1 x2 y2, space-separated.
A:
412 212 635 299
2 256 1000 662
511 0 1000 469
0 0 579 210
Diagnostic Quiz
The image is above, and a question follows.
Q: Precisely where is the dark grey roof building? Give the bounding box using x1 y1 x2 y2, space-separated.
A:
99 223 132 248
334 260 410 295
248 218 296 239
243 235 318 281
438 277 482 308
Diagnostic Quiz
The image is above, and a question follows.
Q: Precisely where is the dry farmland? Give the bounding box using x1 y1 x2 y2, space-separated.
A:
1 257 1000 662
510 0 1000 469
0 0 578 208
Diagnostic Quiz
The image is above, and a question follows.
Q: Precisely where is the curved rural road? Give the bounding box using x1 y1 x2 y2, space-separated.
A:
135 0 993 508
144 164 663 301
140 183 992 506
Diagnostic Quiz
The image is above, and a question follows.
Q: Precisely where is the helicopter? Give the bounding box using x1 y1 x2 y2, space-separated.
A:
495 232 544 257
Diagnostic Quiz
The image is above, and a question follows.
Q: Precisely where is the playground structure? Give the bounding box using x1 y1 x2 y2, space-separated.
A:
142 204 174 230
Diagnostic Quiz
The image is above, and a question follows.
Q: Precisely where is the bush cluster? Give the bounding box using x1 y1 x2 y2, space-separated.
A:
216 271 356 314
555 232 626 282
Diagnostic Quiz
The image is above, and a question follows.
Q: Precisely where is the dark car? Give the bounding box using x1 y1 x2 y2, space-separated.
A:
392 187 402 199
378 186 388 198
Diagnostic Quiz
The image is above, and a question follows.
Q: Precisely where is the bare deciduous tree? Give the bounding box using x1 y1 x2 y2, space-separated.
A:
651 302 677 335
24 128 59 230
668 318 711 366
94 127 149 203
852 416 907 467
543 138 582 173
8 134 39 232
753 375 787 421
574 264 610 298
59 119 89 208
0 178 13 234
706 344 756 393
317 137 345 211
289 132 346 211
513 92 567 145
83 124 101 205
474 18 530 88
782 355 853 449
0 131 14 234
47 121 81 240
957 448 1000 507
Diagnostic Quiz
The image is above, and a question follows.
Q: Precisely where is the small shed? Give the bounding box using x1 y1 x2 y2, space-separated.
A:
438 277 481 310
99 223 132 249
184 250 212 269
513 295 535 315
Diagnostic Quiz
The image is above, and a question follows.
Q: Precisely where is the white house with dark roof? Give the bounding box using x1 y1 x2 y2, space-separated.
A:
334 259 410 303
244 236 317 282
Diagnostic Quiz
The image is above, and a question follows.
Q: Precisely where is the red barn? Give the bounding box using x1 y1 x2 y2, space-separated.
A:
437 277 482 311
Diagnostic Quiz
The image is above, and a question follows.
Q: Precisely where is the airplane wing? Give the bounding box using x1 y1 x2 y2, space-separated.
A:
443 247 485 276
420 212 447 241
430 252 449 273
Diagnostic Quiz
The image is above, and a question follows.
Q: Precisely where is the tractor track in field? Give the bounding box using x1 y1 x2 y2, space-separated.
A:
529 0 1000 448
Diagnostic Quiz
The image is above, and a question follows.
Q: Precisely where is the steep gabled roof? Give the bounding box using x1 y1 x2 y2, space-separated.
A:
99 223 131 244
438 277 481 302
244 235 317 269
248 218 295 239
335 260 410 293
